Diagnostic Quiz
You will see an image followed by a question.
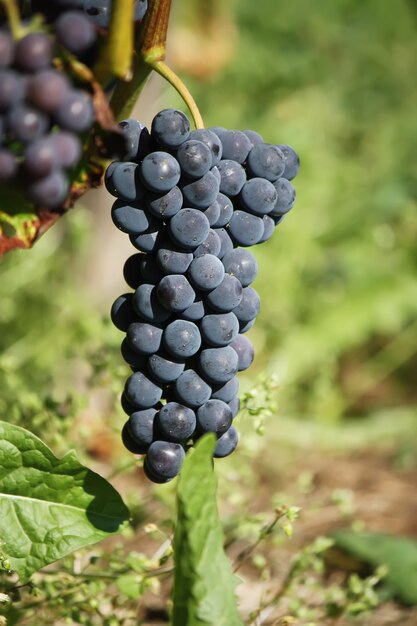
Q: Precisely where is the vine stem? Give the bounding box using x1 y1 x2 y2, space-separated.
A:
1 0 23 39
151 60 205 129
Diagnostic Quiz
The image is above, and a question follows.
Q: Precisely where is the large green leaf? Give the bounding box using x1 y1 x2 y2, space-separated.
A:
0 421 129 581
172 435 244 626
333 531 417 605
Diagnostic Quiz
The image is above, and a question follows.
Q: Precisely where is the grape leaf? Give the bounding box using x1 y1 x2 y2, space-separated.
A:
0 421 129 582
172 435 244 626
333 531 417 605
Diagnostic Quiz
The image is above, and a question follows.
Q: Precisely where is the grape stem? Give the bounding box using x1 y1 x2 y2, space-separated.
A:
151 60 205 129
1 0 23 39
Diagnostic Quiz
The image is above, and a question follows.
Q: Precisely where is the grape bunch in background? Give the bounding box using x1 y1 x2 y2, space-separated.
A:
28 0 147 56
108 108 299 483
0 27 95 207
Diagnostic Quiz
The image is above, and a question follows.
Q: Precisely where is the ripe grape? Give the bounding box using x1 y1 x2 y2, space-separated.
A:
27 170 69 208
124 371 163 409
228 210 264 247
140 151 181 193
128 407 158 448
201 312 239 347
151 108 190 149
55 11 96 54
189 128 223 166
133 283 172 323
111 199 151 235
177 139 212 179
163 319 201 359
230 334 255 371
188 254 225 291
146 186 183 219
247 143 285 181
156 243 193 274
156 402 196 442
145 441 185 480
54 89 95 132
217 159 246 196
276 144 300 180
27 69 69 113
175 369 212 408
214 425 239 458
193 229 221 258
168 208 210 250
196 400 233 436
127 321 163 355
147 351 185 384
240 177 278 215
14 33 52 72
156 274 195 312
205 274 243 313
199 346 238 384
181 169 219 209
110 293 137 332
220 130 251 164
222 248 258 287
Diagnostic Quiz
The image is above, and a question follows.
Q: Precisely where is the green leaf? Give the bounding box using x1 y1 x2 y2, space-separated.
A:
172 435 244 626
0 421 129 582
333 531 417 605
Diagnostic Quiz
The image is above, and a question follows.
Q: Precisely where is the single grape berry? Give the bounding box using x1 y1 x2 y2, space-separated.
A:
140 151 181 193
145 441 185 481
127 321 163 356
205 274 243 313
128 407 158 448
196 399 233 436
163 319 201 359
220 129 252 164
27 69 70 113
175 369 212 408
147 351 185 384
228 210 264 247
177 139 212 179
55 11 96 54
201 312 239 347
193 229 221 258
111 293 137 331
151 108 190 149
217 159 246 196
199 346 239 384
188 254 225 291
230 334 255 371
111 199 151 235
247 143 285 181
276 144 300 180
211 376 239 403
156 402 196 442
54 89 95 132
214 425 239 458
189 128 223 166
168 208 210 250
124 371 163 409
27 170 69 208
14 33 52 72
156 274 196 313
222 249 258 287
132 283 172 323
146 186 183 219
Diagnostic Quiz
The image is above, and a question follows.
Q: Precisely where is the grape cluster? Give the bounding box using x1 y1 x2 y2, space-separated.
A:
108 109 299 483
28 0 148 61
0 28 95 208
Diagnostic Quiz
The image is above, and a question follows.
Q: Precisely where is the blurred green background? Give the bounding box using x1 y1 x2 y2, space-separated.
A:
1 0 416 453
